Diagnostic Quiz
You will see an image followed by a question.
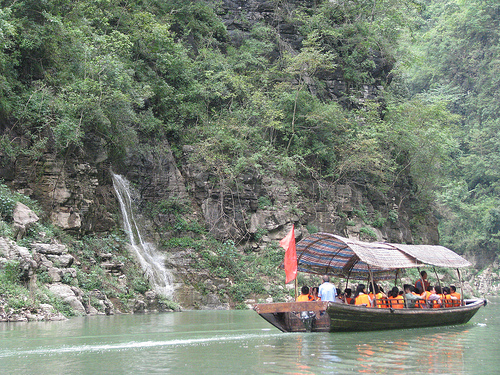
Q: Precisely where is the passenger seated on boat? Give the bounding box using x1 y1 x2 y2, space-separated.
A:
450 285 461 307
426 286 442 308
297 286 315 302
432 286 446 308
442 286 455 307
344 288 354 304
388 287 404 309
404 284 423 308
369 283 388 308
335 289 344 303
415 271 431 294
354 284 372 307
310 286 320 301
318 275 337 302
417 286 432 308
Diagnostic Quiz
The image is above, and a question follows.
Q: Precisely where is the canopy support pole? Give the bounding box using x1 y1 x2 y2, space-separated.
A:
416 267 426 293
368 265 376 307
345 268 353 291
294 277 298 299
457 268 464 306
396 269 408 308
432 267 444 308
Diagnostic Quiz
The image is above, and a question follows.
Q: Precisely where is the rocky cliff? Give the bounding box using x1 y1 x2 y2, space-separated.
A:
0 0 474 315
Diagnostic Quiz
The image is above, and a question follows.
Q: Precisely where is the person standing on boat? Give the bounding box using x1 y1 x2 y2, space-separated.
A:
318 275 337 302
415 271 430 293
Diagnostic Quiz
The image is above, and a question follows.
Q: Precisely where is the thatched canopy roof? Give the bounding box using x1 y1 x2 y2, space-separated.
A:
294 233 470 279
388 243 472 268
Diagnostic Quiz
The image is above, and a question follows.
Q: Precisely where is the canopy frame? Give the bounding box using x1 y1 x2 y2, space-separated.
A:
293 233 471 280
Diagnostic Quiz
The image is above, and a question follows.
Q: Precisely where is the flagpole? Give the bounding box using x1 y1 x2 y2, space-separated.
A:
294 277 298 299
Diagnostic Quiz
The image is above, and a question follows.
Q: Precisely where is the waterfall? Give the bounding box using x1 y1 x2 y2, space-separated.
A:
111 173 174 298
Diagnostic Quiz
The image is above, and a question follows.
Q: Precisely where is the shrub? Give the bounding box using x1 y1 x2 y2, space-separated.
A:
77 268 104 291
371 216 387 228
306 224 318 234
257 196 273 209
360 227 377 240
0 220 12 237
1 260 21 284
131 276 149 294
388 210 399 223
0 186 15 220
254 227 268 241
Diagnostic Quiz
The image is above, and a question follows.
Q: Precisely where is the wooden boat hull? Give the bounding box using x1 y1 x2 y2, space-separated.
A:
254 298 486 332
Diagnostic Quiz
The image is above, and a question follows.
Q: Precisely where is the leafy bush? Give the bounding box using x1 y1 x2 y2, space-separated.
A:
306 224 318 234
388 210 399 223
254 227 268 241
257 196 273 209
1 260 21 284
0 184 16 220
371 216 387 228
131 276 149 294
77 268 104 291
0 220 13 237
360 227 377 240
163 236 198 249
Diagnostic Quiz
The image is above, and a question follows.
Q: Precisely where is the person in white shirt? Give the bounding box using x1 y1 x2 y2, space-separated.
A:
318 275 337 302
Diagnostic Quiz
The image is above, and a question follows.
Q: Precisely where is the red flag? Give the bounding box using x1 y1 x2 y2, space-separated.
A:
280 225 297 283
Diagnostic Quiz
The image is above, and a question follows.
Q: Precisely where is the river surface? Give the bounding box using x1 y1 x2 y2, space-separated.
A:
1 298 498 375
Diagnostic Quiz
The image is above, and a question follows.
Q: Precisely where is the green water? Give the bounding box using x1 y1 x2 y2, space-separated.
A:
0 298 498 375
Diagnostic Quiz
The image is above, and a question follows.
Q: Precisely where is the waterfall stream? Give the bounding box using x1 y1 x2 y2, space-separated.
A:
111 173 174 298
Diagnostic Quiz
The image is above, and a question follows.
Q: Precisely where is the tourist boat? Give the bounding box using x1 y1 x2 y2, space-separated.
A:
254 232 487 332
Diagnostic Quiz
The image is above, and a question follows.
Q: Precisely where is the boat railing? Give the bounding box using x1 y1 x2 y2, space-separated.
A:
372 298 473 309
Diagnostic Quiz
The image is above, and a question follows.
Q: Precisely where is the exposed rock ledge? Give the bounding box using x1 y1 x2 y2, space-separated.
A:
0 235 179 322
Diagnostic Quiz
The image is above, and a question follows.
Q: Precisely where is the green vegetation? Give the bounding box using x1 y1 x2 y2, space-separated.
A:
360 227 378 241
0 0 454 202
0 0 499 311
403 0 500 259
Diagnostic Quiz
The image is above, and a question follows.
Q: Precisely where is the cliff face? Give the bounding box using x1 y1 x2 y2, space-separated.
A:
217 0 392 106
0 1 440 310
0 139 439 310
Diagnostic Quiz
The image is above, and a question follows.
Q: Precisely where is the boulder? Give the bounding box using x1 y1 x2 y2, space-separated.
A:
31 243 67 255
48 283 86 314
0 236 37 282
86 289 114 315
12 202 39 240
50 210 82 230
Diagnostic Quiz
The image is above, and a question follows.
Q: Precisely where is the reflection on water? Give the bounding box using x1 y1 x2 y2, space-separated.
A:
0 298 498 375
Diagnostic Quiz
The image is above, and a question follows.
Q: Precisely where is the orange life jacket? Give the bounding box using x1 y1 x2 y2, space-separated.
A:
411 292 424 308
371 293 387 308
418 291 431 308
388 295 404 309
297 294 314 302
432 294 445 308
443 294 453 308
377 297 389 308
450 292 461 307
355 293 371 307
